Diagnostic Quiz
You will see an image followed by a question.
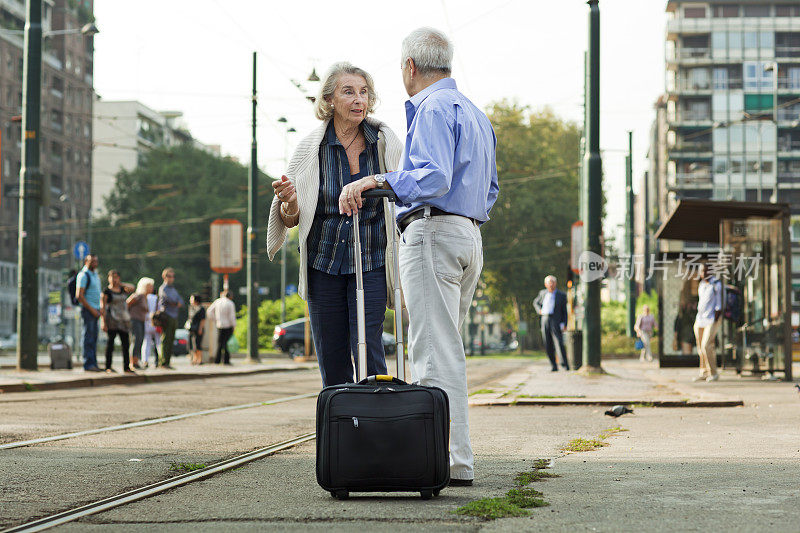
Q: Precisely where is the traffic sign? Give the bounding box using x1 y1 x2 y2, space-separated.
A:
73 241 89 261
210 219 244 274
286 284 297 296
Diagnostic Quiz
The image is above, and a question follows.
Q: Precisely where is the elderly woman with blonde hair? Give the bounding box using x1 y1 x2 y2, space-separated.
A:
266 62 402 387
126 277 154 370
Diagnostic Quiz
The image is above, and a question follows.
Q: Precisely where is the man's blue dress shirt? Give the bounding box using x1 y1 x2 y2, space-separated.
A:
384 78 499 223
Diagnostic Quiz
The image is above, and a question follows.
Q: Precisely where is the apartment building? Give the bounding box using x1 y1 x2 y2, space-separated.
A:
0 0 95 338
92 100 219 214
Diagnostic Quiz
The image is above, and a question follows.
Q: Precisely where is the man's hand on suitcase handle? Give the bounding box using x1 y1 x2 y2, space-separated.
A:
339 175 396 216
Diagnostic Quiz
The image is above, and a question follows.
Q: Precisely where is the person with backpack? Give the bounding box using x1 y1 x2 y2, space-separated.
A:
74 254 103 372
693 262 723 382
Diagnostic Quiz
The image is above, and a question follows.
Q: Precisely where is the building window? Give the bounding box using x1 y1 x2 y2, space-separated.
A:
743 5 770 17
744 61 773 90
684 6 706 18
776 5 800 17
713 5 739 18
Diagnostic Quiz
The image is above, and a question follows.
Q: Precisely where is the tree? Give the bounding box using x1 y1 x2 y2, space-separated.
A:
482 101 582 347
89 144 297 322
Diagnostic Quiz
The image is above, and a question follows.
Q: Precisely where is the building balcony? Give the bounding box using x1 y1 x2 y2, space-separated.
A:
775 46 800 58
668 143 713 159
778 172 800 183
668 113 713 128
778 77 800 90
672 172 713 187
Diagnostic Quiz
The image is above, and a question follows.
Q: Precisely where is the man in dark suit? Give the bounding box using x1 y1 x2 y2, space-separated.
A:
533 275 569 371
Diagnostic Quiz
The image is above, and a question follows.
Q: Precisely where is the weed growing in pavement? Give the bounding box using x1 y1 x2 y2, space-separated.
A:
169 462 206 473
562 426 629 452
563 437 607 452
599 427 629 439
505 487 549 508
455 497 530 519
23 382 38 392
532 458 551 470
454 458 556 520
469 389 495 396
514 470 560 485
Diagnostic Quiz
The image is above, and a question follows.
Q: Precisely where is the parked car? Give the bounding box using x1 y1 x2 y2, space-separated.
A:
273 318 397 358
173 328 189 356
0 333 18 351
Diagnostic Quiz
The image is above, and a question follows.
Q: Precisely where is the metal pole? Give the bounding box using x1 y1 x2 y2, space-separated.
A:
626 131 635 337
16 0 42 371
772 61 778 203
758 121 763 202
582 0 603 372
246 51 260 363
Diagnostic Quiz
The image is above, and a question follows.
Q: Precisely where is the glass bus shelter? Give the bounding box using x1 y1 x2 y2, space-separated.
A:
653 199 792 381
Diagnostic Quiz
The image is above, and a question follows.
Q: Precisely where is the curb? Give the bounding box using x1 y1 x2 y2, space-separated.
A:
469 398 744 407
0 365 316 394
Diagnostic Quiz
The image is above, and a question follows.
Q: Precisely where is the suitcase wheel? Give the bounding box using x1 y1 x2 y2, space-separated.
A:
420 490 433 500
331 490 349 500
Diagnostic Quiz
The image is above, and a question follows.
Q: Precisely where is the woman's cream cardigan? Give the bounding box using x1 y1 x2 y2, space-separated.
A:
266 116 403 304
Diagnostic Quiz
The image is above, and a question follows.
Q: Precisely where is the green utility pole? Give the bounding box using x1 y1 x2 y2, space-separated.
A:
626 131 635 337
582 0 603 372
246 51 260 363
16 0 42 371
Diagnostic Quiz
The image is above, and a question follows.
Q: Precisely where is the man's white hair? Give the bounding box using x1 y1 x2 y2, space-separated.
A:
544 275 557 285
401 27 453 76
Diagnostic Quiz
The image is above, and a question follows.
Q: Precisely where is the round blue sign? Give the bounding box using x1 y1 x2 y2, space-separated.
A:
73 241 90 261
285 284 298 295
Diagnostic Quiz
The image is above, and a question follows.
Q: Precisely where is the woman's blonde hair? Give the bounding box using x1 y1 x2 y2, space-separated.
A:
313 62 378 121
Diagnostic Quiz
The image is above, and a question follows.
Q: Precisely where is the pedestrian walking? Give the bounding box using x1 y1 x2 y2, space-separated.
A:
157 267 183 369
693 262 722 382
126 277 152 370
101 270 135 373
266 61 403 386
337 27 499 486
533 276 569 371
75 254 103 372
186 293 206 365
634 304 656 362
207 290 236 365
142 280 159 367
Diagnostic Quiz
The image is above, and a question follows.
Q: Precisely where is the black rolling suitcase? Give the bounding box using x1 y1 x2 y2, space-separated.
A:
315 190 450 500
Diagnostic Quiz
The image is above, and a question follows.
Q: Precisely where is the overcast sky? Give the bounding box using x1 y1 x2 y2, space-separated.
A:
92 0 666 237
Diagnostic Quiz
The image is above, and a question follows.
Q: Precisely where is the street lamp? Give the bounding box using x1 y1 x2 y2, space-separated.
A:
0 21 99 38
277 117 296 323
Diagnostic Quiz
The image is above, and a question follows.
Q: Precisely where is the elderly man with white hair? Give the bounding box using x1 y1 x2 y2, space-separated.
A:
533 275 569 372
339 27 499 487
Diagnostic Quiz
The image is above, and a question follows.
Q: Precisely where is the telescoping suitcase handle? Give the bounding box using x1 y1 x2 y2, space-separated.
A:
353 189 404 383
358 374 408 386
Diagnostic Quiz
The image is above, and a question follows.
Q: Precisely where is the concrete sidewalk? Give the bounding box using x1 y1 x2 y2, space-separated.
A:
467 359 773 408
0 353 317 393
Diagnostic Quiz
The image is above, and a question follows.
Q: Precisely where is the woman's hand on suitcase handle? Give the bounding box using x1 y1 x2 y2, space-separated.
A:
338 176 377 216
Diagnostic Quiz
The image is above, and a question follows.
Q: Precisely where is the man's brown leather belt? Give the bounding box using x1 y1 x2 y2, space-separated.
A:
398 207 476 233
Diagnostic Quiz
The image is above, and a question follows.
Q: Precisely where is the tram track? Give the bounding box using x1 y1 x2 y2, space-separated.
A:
1 433 317 533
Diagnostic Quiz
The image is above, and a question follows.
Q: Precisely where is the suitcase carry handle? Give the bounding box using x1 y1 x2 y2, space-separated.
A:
358 375 408 386
362 189 397 202
353 190 405 383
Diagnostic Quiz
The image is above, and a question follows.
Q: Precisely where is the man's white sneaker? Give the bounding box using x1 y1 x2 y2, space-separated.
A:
705 373 719 382
692 374 709 382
